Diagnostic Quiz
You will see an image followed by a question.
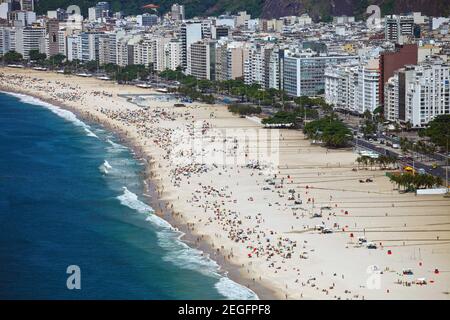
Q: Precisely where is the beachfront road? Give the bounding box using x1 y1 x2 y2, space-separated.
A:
353 138 448 182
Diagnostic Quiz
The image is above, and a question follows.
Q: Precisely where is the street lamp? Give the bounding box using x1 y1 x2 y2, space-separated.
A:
446 137 449 194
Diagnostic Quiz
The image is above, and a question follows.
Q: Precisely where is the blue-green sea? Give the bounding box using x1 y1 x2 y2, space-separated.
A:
0 91 257 300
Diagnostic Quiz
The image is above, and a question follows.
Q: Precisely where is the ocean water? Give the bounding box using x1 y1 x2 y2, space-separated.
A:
0 92 257 300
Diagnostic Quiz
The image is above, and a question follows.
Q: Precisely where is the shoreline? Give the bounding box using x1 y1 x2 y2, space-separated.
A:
0 84 278 300
2 67 449 300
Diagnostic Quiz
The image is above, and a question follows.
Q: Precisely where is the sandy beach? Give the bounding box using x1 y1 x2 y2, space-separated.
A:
1 67 449 300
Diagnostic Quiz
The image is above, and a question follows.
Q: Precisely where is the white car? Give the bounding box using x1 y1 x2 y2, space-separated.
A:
366 242 377 249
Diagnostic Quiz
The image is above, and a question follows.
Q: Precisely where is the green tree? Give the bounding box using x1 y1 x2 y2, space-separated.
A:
228 104 261 116
304 116 351 148
2 51 23 64
49 54 66 66
29 50 46 62
422 115 450 150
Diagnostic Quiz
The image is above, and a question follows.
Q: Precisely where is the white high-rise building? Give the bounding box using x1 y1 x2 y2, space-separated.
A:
98 33 117 66
215 41 244 81
189 40 216 80
385 74 400 122
325 64 354 111
171 4 185 21
88 7 97 22
164 39 182 71
268 47 284 90
325 58 379 114
283 49 358 97
133 36 169 70
116 35 131 67
67 35 80 61
181 22 202 73
385 15 414 43
244 45 266 87
385 57 450 127
15 26 46 59
0 2 11 20
0 27 16 55
57 29 66 56
79 32 104 62
356 59 380 114
8 10 36 26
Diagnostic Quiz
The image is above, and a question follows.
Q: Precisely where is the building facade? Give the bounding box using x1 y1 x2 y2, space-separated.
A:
385 57 450 127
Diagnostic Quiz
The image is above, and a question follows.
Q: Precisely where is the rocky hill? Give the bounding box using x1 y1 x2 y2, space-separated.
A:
35 0 450 20
261 0 450 20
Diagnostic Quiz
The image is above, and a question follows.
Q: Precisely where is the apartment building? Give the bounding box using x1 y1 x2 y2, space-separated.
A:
385 57 450 127
385 15 415 43
189 40 216 80
283 49 357 97
15 25 45 59
181 22 202 71
164 39 182 71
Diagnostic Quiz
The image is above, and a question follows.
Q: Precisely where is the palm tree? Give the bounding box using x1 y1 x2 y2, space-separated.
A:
356 156 363 169
405 121 413 131
368 157 375 170
389 174 401 190
378 155 388 169
434 176 443 187
388 155 398 169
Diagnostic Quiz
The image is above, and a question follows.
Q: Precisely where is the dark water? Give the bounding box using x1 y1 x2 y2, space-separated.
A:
0 92 257 300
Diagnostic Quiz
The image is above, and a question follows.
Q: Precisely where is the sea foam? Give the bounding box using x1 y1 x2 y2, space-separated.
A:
103 160 112 170
215 277 259 300
117 187 155 215
116 187 259 300
99 160 113 174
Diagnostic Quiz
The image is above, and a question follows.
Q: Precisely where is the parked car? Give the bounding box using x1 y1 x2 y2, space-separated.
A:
366 242 377 249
